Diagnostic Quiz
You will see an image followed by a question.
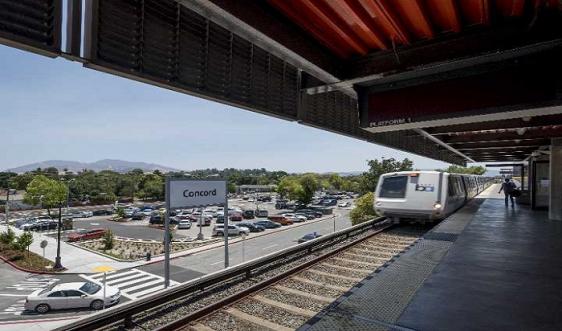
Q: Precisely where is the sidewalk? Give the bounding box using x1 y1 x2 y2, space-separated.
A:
0 225 140 274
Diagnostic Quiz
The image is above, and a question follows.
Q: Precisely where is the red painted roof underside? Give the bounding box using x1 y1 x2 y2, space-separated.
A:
268 0 560 59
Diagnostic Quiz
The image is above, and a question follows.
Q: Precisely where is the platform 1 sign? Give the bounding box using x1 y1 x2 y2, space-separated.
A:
168 179 227 209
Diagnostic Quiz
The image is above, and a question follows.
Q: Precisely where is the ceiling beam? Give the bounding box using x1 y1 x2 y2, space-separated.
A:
413 128 476 163
442 126 562 144
346 15 562 80
186 0 344 84
426 114 562 135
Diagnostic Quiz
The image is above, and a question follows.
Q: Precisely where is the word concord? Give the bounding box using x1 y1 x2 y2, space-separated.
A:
183 189 217 198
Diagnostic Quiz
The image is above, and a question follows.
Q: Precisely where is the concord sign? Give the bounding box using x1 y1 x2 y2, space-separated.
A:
169 179 227 209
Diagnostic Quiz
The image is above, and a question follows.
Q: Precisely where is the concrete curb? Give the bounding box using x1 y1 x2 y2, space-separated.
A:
142 213 338 265
0 254 64 275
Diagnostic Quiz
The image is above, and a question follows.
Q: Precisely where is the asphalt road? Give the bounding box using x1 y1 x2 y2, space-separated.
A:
0 201 354 325
140 207 352 282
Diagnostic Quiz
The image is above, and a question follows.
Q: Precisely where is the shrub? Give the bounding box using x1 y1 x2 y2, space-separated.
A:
116 207 125 219
350 192 377 226
0 228 16 245
103 229 114 250
13 232 34 256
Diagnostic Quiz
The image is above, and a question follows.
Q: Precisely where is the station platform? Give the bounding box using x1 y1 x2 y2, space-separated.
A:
300 184 562 331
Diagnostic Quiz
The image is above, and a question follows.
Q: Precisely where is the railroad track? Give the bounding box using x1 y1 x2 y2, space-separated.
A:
60 218 430 331
158 228 424 331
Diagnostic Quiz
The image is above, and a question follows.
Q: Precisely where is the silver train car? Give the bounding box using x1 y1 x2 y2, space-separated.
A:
374 171 493 224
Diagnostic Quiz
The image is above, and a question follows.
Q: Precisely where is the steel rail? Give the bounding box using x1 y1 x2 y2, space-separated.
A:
57 217 388 331
155 221 392 331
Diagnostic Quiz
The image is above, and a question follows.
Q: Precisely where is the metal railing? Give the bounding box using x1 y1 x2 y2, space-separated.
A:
57 216 388 331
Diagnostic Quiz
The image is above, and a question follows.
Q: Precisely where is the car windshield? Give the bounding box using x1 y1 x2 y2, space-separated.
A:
80 282 101 294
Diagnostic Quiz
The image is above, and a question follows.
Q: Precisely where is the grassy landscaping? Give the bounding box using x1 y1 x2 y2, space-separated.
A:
77 237 222 261
0 242 58 272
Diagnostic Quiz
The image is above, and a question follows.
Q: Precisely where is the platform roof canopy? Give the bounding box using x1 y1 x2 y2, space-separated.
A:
0 0 561 165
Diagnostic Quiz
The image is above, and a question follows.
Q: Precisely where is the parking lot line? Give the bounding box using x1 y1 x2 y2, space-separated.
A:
210 261 223 266
0 294 28 297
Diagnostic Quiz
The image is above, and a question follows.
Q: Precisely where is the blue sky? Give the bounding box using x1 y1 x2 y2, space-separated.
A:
0 45 451 173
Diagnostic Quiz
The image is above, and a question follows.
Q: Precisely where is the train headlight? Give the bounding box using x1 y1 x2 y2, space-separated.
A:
433 202 442 210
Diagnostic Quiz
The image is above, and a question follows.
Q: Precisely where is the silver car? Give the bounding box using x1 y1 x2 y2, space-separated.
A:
25 281 120 313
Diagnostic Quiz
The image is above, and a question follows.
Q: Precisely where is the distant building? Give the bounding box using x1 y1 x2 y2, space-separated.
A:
236 185 276 194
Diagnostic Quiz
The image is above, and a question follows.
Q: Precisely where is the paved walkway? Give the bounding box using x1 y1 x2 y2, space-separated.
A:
303 184 562 331
0 225 139 273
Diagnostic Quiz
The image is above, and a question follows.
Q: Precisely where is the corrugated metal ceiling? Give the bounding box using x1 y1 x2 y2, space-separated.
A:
268 0 559 59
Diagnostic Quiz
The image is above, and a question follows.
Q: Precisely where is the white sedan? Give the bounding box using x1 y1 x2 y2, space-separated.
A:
25 282 120 313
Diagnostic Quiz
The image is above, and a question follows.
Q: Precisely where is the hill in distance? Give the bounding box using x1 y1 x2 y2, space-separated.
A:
6 159 179 174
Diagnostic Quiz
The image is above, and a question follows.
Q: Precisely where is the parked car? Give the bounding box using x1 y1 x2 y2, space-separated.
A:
238 222 265 232
149 213 163 224
131 212 145 220
141 208 154 216
194 216 212 226
212 225 250 236
268 215 293 226
92 209 113 216
72 210 93 218
275 199 289 209
216 214 225 223
177 220 192 229
30 219 58 231
67 229 106 242
321 199 337 206
230 213 243 222
296 213 314 220
282 213 304 223
298 232 322 243
255 209 268 217
254 219 282 229
25 281 120 313
242 210 255 219
338 201 351 208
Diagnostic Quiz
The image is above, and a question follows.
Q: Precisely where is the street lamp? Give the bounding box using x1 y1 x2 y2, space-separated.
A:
54 200 64 270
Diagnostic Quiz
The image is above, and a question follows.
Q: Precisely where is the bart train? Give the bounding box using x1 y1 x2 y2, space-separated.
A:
374 171 493 224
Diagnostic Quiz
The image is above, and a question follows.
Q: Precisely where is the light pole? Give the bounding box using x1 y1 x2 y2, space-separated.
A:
4 188 10 228
197 212 204 240
333 214 336 233
54 201 63 270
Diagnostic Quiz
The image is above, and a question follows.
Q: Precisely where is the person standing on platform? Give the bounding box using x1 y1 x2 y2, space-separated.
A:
499 178 516 207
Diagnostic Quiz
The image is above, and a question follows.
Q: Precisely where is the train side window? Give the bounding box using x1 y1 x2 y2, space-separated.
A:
379 176 408 198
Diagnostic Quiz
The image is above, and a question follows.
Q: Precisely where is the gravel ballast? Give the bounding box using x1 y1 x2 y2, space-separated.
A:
235 298 309 329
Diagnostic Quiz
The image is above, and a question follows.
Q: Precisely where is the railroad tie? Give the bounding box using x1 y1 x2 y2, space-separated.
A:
343 251 392 261
226 307 292 331
320 262 372 274
290 276 349 292
274 284 337 304
189 323 216 331
331 256 379 268
306 269 363 283
252 295 317 317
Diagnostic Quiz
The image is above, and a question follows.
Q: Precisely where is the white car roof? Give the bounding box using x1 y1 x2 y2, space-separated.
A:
50 282 87 291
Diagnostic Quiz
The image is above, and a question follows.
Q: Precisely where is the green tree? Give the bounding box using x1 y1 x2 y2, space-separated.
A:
10 173 35 190
359 158 414 194
23 175 68 217
440 165 486 175
0 172 17 189
277 177 298 199
13 232 34 256
328 174 344 191
0 227 16 245
297 174 319 204
350 192 377 225
227 182 236 194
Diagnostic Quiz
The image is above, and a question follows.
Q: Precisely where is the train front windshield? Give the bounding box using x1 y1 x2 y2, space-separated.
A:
379 176 408 198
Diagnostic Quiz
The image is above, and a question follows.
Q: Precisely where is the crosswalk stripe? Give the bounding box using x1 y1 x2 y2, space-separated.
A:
133 284 165 298
93 270 137 280
121 278 163 293
110 277 156 290
106 273 146 286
